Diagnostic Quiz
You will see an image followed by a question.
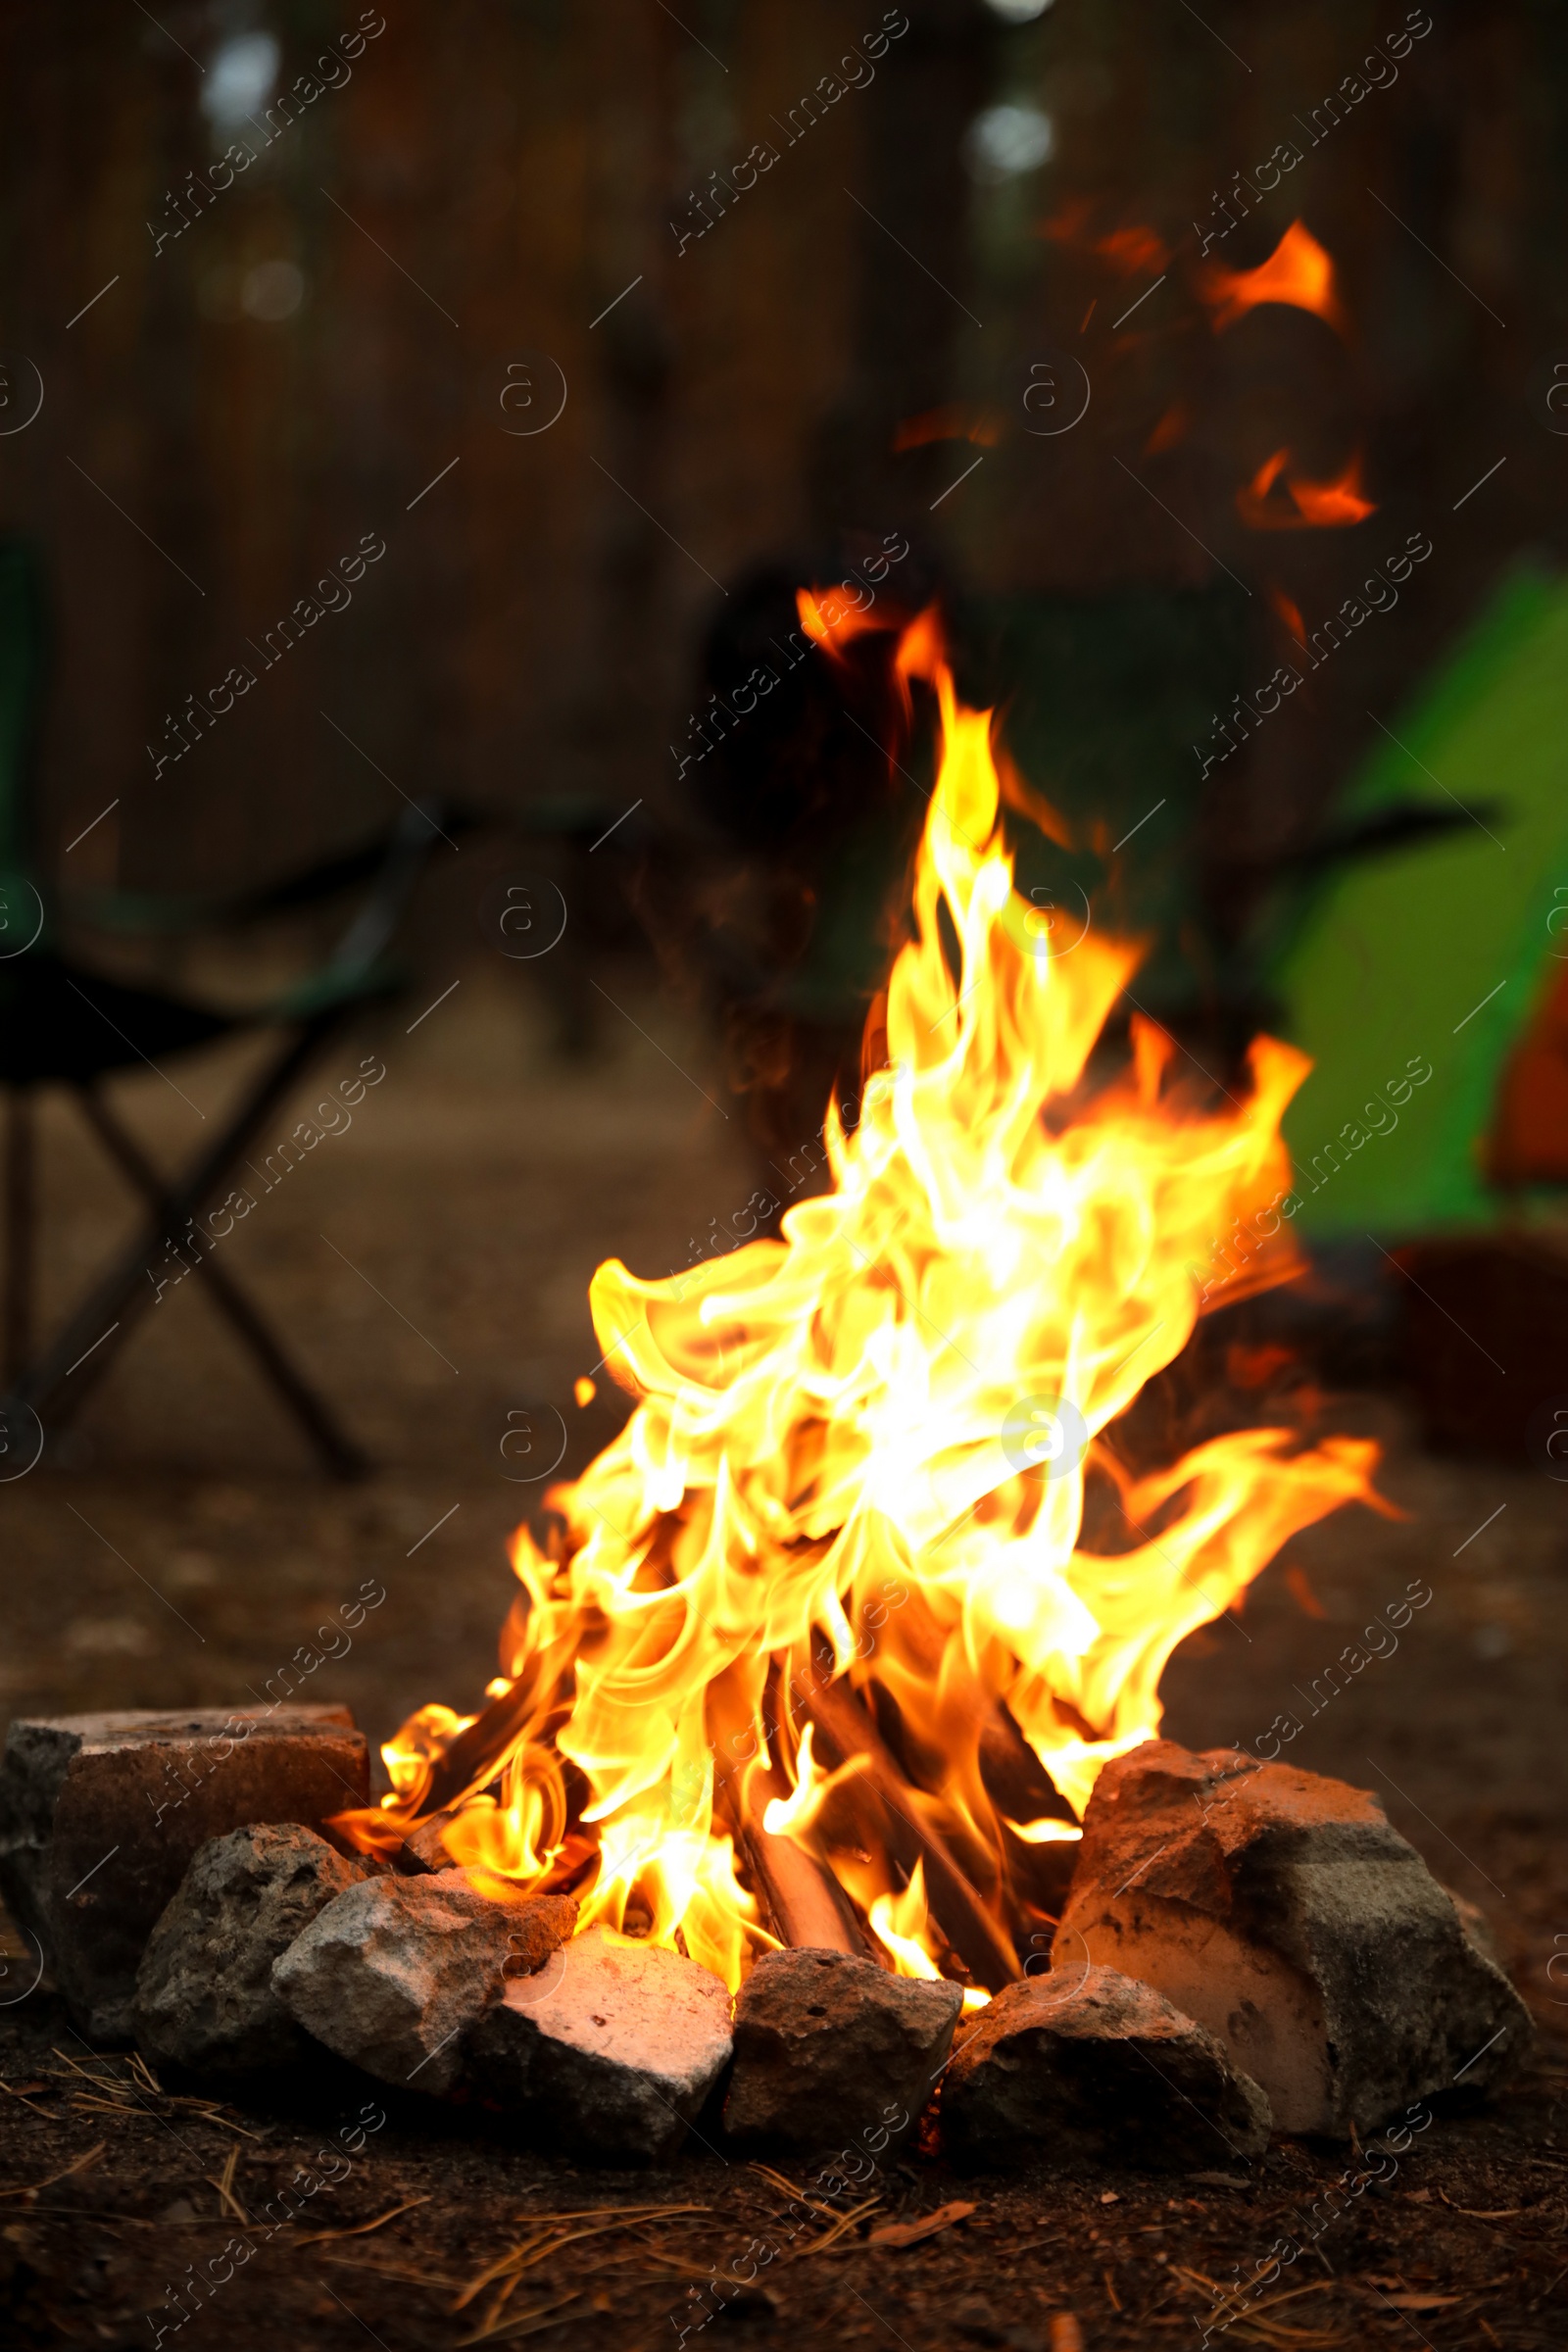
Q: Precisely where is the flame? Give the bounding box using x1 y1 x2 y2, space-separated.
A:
1269 585 1309 647
339 622 1381 1990
1144 404 1189 457
869 1863 945 1980
1200 220 1345 334
1095 224 1170 275
1239 449 1376 530
798 585 898 662
1040 203 1171 276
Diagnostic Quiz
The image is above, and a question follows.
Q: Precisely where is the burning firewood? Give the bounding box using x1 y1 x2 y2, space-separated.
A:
734 1755 869 1961
794 1670 1020 1992
325 611 1383 2016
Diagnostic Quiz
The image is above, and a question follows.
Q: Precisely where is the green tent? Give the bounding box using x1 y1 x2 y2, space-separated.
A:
1272 566 1568 1238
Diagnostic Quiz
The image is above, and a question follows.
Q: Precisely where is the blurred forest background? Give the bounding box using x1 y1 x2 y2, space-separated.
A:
2 0 1560 902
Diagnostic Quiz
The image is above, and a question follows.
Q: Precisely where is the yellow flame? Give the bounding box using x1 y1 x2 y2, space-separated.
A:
348 621 1381 1988
868 1862 944 1980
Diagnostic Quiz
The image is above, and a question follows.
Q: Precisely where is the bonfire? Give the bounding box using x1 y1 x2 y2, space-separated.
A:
337 610 1378 1996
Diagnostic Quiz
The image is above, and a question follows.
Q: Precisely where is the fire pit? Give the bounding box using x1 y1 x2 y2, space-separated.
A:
0 614 1529 2187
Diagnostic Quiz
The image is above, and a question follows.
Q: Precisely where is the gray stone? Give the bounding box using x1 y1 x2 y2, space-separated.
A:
724 1945 961 2154
1053 1742 1533 2138
271 1868 574 2095
941 1963 1272 2170
134 1823 368 2076
466 1923 732 2162
0 1706 368 2042
1446 1886 1506 1972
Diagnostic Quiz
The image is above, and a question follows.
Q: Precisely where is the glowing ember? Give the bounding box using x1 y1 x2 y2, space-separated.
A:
337 619 1380 1993
1200 220 1345 334
1239 447 1377 530
1039 203 1172 277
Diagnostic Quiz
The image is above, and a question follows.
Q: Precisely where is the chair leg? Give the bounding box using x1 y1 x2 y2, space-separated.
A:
5 1089 34 1387
75 1085 369 1481
15 1015 354 1458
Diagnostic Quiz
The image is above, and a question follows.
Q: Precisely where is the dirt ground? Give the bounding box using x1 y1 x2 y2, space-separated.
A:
1 958 1565 2348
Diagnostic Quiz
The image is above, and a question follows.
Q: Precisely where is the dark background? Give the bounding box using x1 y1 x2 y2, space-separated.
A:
2 0 1557 896
1 12 1566 2344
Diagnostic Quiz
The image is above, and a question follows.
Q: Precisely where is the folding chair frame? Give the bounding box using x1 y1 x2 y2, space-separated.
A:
8 1008 370 1478
1 798 457 1479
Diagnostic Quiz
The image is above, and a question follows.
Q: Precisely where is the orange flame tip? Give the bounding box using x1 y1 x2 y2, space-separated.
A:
797 585 898 661
1201 220 1346 335
1240 449 1375 530
1269 585 1309 646
1144 404 1189 457
1002 1815 1084 1844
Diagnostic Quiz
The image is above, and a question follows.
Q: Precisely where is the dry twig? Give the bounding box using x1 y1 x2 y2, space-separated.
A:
318 2252 465 2291
0 2142 106 2200
298 2192 431 2246
0 2078 52 2113
47 2046 259 2136
452 2205 708 2336
204 2144 249 2225
866 2198 976 2248
458 2293 581 2349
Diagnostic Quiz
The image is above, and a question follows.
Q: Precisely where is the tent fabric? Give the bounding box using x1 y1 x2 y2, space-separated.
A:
1271 565 1568 1238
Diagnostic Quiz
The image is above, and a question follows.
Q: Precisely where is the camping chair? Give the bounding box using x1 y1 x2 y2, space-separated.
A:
0 535 453 1477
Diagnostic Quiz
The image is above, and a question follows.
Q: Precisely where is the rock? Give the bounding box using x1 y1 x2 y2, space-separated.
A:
0 1707 369 2042
466 1922 732 2161
941 1963 1271 2171
1446 1886 1506 1972
133 1824 368 2075
724 1946 961 2154
1053 1742 1533 2138
271 1868 574 2095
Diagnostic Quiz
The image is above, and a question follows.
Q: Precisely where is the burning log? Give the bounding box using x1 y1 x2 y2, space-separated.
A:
976 1698 1078 1827
800 1672 1020 1992
347 1644 573 1840
737 1757 869 1959
976 1698 1083 1919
